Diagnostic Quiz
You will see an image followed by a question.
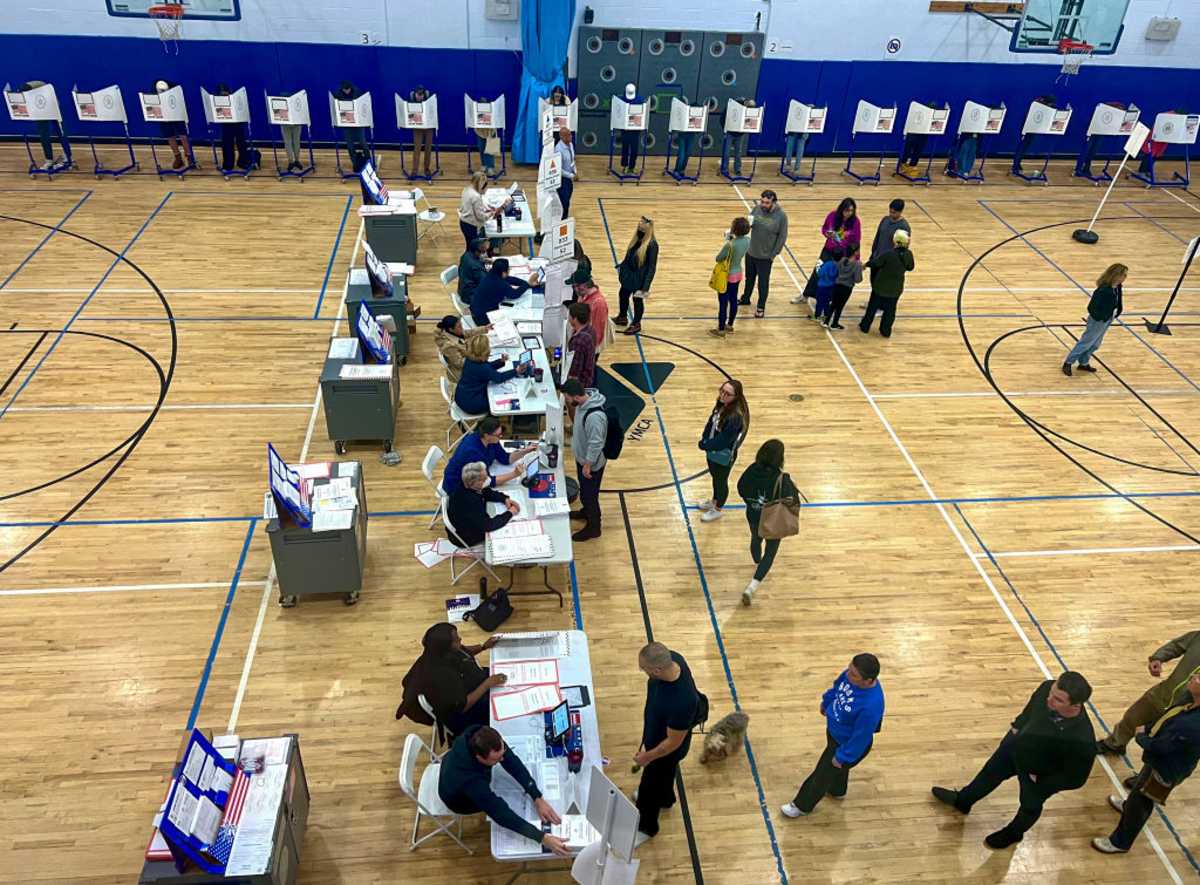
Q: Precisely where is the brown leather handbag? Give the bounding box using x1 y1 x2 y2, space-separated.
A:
758 474 802 540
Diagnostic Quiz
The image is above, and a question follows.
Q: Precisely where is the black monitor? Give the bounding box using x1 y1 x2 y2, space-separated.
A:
548 700 570 742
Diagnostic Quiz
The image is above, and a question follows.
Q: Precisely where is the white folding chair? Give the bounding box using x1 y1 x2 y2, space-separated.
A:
440 265 459 296
413 186 446 243
440 376 486 451
398 733 472 853
451 290 476 329
417 693 448 759
421 445 449 530
443 508 502 585
435 349 453 380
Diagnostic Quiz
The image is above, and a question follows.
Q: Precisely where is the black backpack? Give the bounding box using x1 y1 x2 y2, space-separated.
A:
692 691 709 731
583 404 624 461
463 587 513 632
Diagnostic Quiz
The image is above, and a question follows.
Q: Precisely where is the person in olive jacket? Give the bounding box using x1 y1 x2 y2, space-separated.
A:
858 228 915 337
932 673 1096 850
1062 262 1127 376
1099 628 1200 755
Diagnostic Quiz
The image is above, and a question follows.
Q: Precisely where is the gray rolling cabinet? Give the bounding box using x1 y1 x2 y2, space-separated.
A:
344 267 410 365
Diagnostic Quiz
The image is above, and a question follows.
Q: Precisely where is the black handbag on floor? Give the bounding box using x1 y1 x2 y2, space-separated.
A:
463 587 513 631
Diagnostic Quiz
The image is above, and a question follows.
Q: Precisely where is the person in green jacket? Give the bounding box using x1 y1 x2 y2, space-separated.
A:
932 673 1096 850
1098 629 1200 755
859 228 915 337
711 216 751 336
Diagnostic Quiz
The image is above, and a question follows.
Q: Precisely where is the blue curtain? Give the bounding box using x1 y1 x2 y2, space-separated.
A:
512 0 576 165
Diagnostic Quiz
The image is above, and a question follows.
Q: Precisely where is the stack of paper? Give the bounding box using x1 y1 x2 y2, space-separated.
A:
488 318 520 348
339 363 392 380
415 538 460 568
492 658 559 685
490 518 545 541
490 534 553 564
327 338 358 360
491 684 564 720
550 814 601 848
529 499 570 518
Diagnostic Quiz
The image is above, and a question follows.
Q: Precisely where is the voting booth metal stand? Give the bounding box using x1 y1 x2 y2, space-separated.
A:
1131 148 1192 189
19 126 75 179
1145 237 1199 336
843 137 887 184
662 134 703 184
206 127 259 180
608 130 645 184
843 102 897 186
400 137 441 182
945 101 1005 184
335 133 376 182
893 103 950 186
779 148 817 185
719 133 757 183
150 136 198 179
607 96 647 185
1010 102 1073 185
73 90 137 179
467 131 507 181
271 135 315 181
5 84 75 179
779 102 825 185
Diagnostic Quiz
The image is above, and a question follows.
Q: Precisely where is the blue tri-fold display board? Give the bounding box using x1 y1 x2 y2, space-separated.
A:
360 160 388 205
354 295 393 364
268 442 312 528
158 728 244 875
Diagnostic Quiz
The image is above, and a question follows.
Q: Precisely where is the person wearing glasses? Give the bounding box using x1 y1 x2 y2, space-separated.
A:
614 216 658 336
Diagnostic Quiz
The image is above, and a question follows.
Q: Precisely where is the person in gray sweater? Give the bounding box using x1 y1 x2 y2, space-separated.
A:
739 190 789 317
564 379 608 541
869 199 912 264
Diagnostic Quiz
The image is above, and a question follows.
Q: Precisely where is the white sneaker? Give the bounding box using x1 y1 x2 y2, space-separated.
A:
701 508 723 523
741 578 760 606
694 499 715 511
1091 836 1126 854
780 802 807 819
42 158 55 170
634 831 652 847
1107 794 1124 813
790 294 806 304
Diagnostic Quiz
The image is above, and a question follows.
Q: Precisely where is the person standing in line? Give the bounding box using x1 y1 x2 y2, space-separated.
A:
569 270 612 353
710 216 751 337
632 642 701 846
1062 263 1127 376
740 190 789 318
563 379 608 542
614 216 658 336
408 85 434 176
859 229 915 337
695 380 750 523
1097 628 1200 756
458 171 505 251
736 438 800 606
825 243 863 330
869 199 911 265
932 672 1097 850
793 197 860 308
1092 672 1200 855
555 127 577 217
811 249 840 325
781 654 885 820
566 302 597 388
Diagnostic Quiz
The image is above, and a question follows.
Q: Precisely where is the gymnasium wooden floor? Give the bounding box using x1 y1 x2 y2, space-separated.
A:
1 143 1198 884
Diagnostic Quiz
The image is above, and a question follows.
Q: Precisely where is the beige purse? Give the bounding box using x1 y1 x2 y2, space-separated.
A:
758 474 802 540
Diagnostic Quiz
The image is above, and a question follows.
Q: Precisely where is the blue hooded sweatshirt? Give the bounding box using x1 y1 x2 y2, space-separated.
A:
822 669 885 765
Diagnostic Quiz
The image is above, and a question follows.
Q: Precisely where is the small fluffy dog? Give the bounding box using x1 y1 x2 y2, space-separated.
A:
698 711 750 764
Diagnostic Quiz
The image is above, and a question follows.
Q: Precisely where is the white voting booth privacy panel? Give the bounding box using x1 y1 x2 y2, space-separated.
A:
610 97 647 132
465 95 506 130
785 101 827 135
903 102 950 136
201 87 250 125
1087 103 1139 137
853 101 896 135
539 98 577 134
4 83 62 122
1151 112 1200 145
669 98 707 133
724 100 763 134
140 86 188 124
397 95 438 130
329 92 373 128
266 91 310 126
958 101 1006 135
1022 101 1072 135
73 85 127 124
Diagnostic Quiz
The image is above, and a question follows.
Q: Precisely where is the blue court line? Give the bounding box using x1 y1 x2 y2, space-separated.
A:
631 331 790 884
1122 202 1189 246
569 561 582 631
955 505 1200 874
0 191 93 291
312 194 354 319
0 192 172 422
185 517 258 731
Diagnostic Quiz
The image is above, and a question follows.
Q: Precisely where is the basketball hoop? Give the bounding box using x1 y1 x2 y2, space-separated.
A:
1057 39 1094 79
149 3 184 54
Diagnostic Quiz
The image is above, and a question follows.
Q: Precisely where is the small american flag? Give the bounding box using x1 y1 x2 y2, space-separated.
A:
209 769 250 866
381 327 392 356
378 180 390 203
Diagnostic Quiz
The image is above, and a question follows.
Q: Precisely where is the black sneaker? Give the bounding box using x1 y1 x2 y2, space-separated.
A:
1077 364 1098 373
1096 739 1122 756
614 316 628 327
931 786 966 813
1062 362 1073 376
572 527 601 542
984 829 1022 850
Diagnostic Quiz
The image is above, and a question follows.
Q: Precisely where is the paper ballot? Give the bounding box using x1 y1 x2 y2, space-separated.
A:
190 796 223 845
490 533 553 564
311 508 354 532
550 814 600 848
491 684 564 720
493 631 571 658
492 658 560 686
489 319 521 348
490 518 545 541
530 498 570 518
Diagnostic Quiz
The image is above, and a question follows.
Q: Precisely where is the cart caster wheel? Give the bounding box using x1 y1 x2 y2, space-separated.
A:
400 356 407 366
383 440 393 453
335 440 347 455
280 595 297 608
344 592 360 606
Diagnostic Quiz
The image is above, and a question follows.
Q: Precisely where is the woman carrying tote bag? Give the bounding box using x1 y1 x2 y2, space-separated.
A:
695 380 750 523
736 438 802 606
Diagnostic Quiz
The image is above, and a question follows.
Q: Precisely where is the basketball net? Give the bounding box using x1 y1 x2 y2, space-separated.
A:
149 4 184 54
1056 38 1093 82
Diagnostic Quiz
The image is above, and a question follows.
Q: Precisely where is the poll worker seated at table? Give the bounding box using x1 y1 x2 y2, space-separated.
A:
442 416 538 495
438 725 571 857
458 237 490 304
454 332 527 416
398 623 507 739
435 315 488 383
470 259 538 328
446 461 521 549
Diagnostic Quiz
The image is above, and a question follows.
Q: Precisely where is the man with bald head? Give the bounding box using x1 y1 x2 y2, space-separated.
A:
555 126 576 217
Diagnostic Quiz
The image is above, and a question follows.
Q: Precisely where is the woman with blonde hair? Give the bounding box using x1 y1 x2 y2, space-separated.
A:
1062 263 1128 376
458 170 503 250
454 330 527 415
614 216 659 335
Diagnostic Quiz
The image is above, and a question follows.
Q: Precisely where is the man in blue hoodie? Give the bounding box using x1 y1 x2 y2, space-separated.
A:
781 653 884 818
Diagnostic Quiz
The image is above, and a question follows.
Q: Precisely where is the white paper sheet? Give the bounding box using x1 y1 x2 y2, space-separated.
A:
492 658 559 686
337 461 359 478
490 534 553 564
311 508 354 532
182 744 206 786
339 363 392 380
491 684 564 720
190 796 222 845
530 499 570 518
239 737 291 769
296 461 333 480
489 518 545 541
209 766 233 796
551 814 600 848
327 338 358 360
493 631 570 658
166 784 198 835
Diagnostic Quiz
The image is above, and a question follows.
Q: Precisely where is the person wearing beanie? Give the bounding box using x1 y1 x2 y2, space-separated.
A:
859 228 915 337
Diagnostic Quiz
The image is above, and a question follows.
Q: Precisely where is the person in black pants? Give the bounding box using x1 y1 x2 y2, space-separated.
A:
741 190 789 318
563 379 608 542
614 217 658 335
396 622 507 740
214 84 250 172
695 380 749 524
1092 672 1200 855
932 672 1096 850
859 229 915 337
736 438 799 606
334 80 370 172
633 642 701 846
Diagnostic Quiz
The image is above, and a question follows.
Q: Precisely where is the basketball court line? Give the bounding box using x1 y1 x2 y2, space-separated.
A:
0 191 92 290
732 183 1188 879
0 581 227 597
972 543 1200 559
871 388 1198 399
1122 202 1190 245
2 287 324 294
312 194 354 318
5 402 313 413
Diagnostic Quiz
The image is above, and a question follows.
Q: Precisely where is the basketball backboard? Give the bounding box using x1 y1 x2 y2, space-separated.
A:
1011 0 1128 54
106 0 240 20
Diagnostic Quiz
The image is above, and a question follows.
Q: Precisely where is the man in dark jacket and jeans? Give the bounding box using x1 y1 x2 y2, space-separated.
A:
860 228 915 337
932 672 1096 849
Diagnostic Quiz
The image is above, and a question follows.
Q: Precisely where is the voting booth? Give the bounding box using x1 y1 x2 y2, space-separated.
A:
4 82 73 178
664 98 708 183
265 91 315 180
947 100 1006 182
200 87 257 179
139 85 198 178
1074 103 1139 183
781 100 826 183
537 147 564 232
1131 112 1199 188
896 101 950 184
844 100 897 185
1011 100 1073 183
396 93 440 181
329 90 376 181
539 97 578 144
465 94 507 179
71 84 136 178
720 100 764 183
607 95 648 183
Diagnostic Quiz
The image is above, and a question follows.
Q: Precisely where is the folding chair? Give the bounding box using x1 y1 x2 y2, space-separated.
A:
421 445 449 530
440 376 485 451
436 349 454 381
443 509 502 586
417 694 449 759
398 733 472 853
452 291 476 330
413 186 446 243
440 265 459 297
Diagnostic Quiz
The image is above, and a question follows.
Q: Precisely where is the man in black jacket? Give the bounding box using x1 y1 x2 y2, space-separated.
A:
438 725 570 856
1092 672 1200 854
932 672 1096 849
446 461 519 548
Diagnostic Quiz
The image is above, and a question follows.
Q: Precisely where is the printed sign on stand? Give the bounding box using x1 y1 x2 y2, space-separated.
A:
73 85 127 123
267 91 310 126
